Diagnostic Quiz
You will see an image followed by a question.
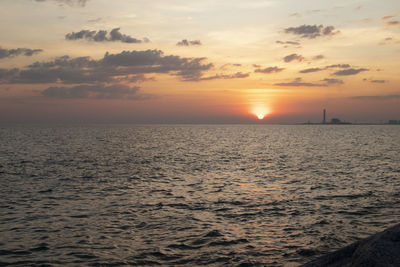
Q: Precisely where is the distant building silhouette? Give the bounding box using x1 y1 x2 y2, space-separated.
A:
388 120 399 124
331 118 341 124
323 109 326 124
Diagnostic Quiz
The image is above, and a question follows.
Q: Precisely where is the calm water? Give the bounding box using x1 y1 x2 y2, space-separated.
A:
0 125 399 266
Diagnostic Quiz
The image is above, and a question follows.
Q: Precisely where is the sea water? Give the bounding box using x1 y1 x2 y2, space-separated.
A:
0 125 399 266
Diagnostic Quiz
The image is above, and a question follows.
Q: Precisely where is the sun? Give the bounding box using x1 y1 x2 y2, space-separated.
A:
252 105 271 120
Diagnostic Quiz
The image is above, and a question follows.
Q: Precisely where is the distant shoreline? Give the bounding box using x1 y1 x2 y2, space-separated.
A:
0 122 399 126
298 122 399 125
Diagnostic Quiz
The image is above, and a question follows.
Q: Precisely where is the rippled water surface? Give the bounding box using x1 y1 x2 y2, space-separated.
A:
0 125 399 266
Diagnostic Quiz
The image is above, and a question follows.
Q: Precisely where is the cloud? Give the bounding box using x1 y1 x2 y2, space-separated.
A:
283 53 304 62
382 16 400 26
299 68 323 73
362 18 373 24
382 15 395 20
65 28 149 43
88 17 102 23
276 40 301 47
35 0 89 6
321 78 344 85
0 49 214 84
199 72 249 81
284 24 340 39
351 94 400 100
0 68 19 79
313 55 324 60
0 47 42 59
102 50 213 81
371 80 386 83
333 68 368 76
116 74 153 83
275 77 344 87
380 37 393 45
219 63 241 70
274 77 326 87
326 64 351 69
41 84 151 99
385 20 400 26
176 39 202 46
254 66 285 73
299 64 353 74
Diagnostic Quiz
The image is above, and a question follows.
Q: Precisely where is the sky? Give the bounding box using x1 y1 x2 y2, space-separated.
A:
0 0 399 123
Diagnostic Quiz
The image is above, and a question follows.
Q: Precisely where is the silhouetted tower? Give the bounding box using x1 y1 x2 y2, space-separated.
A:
323 109 326 124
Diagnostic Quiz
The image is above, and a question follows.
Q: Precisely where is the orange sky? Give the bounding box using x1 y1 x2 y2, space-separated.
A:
0 0 399 123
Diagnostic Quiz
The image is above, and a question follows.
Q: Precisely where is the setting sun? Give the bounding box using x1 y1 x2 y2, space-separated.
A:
252 104 271 120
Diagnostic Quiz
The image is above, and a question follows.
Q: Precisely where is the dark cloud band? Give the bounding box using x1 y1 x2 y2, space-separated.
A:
284 24 339 39
333 68 368 76
65 28 149 43
176 39 202 46
254 66 285 73
41 84 151 100
0 47 42 59
283 54 304 62
0 49 213 84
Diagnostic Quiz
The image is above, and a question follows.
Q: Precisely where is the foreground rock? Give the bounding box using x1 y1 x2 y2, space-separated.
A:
301 223 400 267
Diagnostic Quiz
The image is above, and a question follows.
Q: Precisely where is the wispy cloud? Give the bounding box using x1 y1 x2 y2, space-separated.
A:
382 15 395 20
299 67 323 73
326 64 351 69
283 53 304 62
199 72 249 81
313 55 324 60
87 17 102 23
382 15 400 26
0 47 42 59
65 28 149 43
321 78 344 85
276 40 301 47
219 63 241 70
254 66 285 74
385 20 400 26
351 94 400 100
284 24 340 39
299 63 354 74
274 77 326 87
275 77 343 87
333 68 368 76
176 39 202 46
363 79 387 84
41 84 151 99
289 13 301 17
35 0 89 7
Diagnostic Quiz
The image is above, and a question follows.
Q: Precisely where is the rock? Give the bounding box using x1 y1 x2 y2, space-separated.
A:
301 223 400 267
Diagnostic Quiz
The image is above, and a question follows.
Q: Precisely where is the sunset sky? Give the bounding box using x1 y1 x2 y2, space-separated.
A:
0 0 399 123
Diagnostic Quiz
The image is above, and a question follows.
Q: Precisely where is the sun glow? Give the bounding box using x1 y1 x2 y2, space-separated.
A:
252 105 271 120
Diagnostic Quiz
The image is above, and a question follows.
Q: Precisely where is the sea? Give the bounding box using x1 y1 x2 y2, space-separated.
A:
0 124 399 266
